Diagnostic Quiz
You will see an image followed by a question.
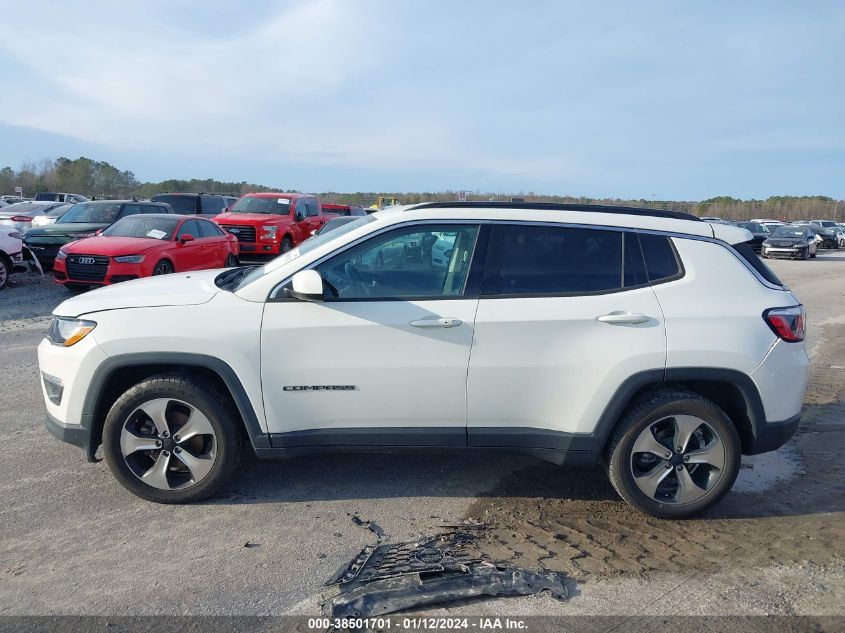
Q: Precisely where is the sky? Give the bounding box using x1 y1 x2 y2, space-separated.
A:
0 0 843 200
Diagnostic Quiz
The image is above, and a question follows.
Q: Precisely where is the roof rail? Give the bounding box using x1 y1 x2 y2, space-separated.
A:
409 201 702 222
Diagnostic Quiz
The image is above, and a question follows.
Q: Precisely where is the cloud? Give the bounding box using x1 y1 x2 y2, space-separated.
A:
0 0 843 198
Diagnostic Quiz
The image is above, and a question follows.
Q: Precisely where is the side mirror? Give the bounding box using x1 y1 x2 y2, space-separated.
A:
286 270 325 302
180 234 195 243
295 211 305 222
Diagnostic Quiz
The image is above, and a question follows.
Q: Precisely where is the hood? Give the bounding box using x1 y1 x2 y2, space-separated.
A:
53 269 223 317
765 236 805 246
216 211 289 223
26 222 110 237
63 236 167 256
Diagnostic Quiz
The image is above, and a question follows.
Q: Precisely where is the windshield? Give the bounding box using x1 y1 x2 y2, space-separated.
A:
771 227 808 238
151 195 197 214
230 196 293 214
57 202 122 224
103 216 180 240
234 215 377 290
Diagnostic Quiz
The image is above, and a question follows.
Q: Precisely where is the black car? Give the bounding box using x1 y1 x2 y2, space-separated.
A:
24 200 173 266
761 226 818 260
811 225 839 249
150 193 230 217
735 221 771 253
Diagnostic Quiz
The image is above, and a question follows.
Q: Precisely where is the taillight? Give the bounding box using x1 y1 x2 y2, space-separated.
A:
764 305 805 342
10 215 33 222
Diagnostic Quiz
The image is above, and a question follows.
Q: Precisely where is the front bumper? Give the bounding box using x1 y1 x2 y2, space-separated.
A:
762 246 806 259
45 410 89 450
53 257 140 286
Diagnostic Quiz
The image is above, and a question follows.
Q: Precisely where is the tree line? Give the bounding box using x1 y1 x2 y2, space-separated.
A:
1 156 841 222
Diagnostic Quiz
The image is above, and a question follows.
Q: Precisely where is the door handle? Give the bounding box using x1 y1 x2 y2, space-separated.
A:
410 318 463 328
596 312 652 325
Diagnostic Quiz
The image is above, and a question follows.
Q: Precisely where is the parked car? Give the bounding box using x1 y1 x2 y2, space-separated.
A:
1 195 27 205
34 192 89 204
53 215 239 289
321 204 368 217
0 201 68 232
752 219 784 231
832 226 845 247
150 193 229 217
214 192 327 256
40 201 808 519
312 216 362 236
761 226 818 259
811 225 839 249
0 225 25 289
734 221 770 253
23 200 173 266
31 203 73 227
810 220 839 229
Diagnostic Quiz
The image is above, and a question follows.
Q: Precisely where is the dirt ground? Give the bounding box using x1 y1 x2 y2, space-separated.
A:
0 253 843 622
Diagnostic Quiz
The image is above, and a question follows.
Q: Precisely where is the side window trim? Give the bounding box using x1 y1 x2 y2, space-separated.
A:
267 220 492 303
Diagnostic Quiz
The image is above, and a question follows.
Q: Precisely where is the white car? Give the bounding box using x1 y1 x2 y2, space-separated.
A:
31 203 73 227
0 225 25 289
38 202 809 518
0 201 67 232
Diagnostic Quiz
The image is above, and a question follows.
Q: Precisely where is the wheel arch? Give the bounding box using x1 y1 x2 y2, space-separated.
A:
597 368 765 456
80 352 268 462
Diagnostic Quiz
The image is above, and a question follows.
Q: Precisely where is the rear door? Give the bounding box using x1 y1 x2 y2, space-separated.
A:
196 218 227 267
466 223 667 449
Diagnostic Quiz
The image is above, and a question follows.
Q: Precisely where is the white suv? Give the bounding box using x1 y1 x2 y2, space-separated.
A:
39 202 809 518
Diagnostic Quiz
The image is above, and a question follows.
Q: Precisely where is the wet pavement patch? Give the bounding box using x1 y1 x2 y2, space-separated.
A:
324 531 568 618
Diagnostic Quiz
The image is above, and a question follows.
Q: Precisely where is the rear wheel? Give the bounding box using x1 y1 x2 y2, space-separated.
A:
0 254 9 289
102 375 242 503
606 390 741 519
153 259 174 275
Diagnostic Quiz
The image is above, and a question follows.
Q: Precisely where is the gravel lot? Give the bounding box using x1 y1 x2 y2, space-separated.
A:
1 254 843 620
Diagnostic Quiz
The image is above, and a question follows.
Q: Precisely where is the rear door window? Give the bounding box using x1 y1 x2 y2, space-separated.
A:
305 199 320 217
484 224 631 296
197 219 222 238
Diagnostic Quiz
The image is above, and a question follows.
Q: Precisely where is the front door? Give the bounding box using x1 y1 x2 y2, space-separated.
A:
260 222 487 447
467 224 667 449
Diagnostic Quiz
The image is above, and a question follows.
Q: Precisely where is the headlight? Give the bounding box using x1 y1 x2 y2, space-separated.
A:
47 317 97 347
56 249 68 260
114 255 145 263
261 225 278 240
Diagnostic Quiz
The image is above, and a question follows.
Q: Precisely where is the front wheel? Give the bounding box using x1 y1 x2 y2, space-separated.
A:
102 375 242 503
606 390 741 519
280 236 293 254
803 247 811 260
152 259 174 275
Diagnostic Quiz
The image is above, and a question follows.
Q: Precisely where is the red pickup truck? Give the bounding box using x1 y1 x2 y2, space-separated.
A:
213 193 327 255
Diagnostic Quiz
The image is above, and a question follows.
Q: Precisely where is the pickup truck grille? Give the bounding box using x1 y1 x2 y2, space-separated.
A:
220 224 256 243
66 254 109 282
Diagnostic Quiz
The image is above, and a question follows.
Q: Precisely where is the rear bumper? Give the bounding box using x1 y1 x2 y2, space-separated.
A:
745 412 801 454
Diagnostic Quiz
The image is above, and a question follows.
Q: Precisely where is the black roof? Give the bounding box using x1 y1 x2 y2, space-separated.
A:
410 201 702 222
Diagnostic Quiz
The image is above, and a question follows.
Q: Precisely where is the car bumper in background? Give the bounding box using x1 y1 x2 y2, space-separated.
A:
762 246 805 258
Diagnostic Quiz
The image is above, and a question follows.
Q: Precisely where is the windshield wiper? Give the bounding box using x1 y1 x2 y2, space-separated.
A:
216 265 257 291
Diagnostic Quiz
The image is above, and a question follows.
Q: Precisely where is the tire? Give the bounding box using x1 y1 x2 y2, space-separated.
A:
224 254 238 268
803 247 810 260
606 389 741 519
0 253 9 290
280 236 293 254
152 259 174 275
102 374 242 503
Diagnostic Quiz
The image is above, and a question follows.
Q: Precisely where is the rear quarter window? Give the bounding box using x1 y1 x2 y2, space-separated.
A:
638 233 683 283
731 241 783 286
